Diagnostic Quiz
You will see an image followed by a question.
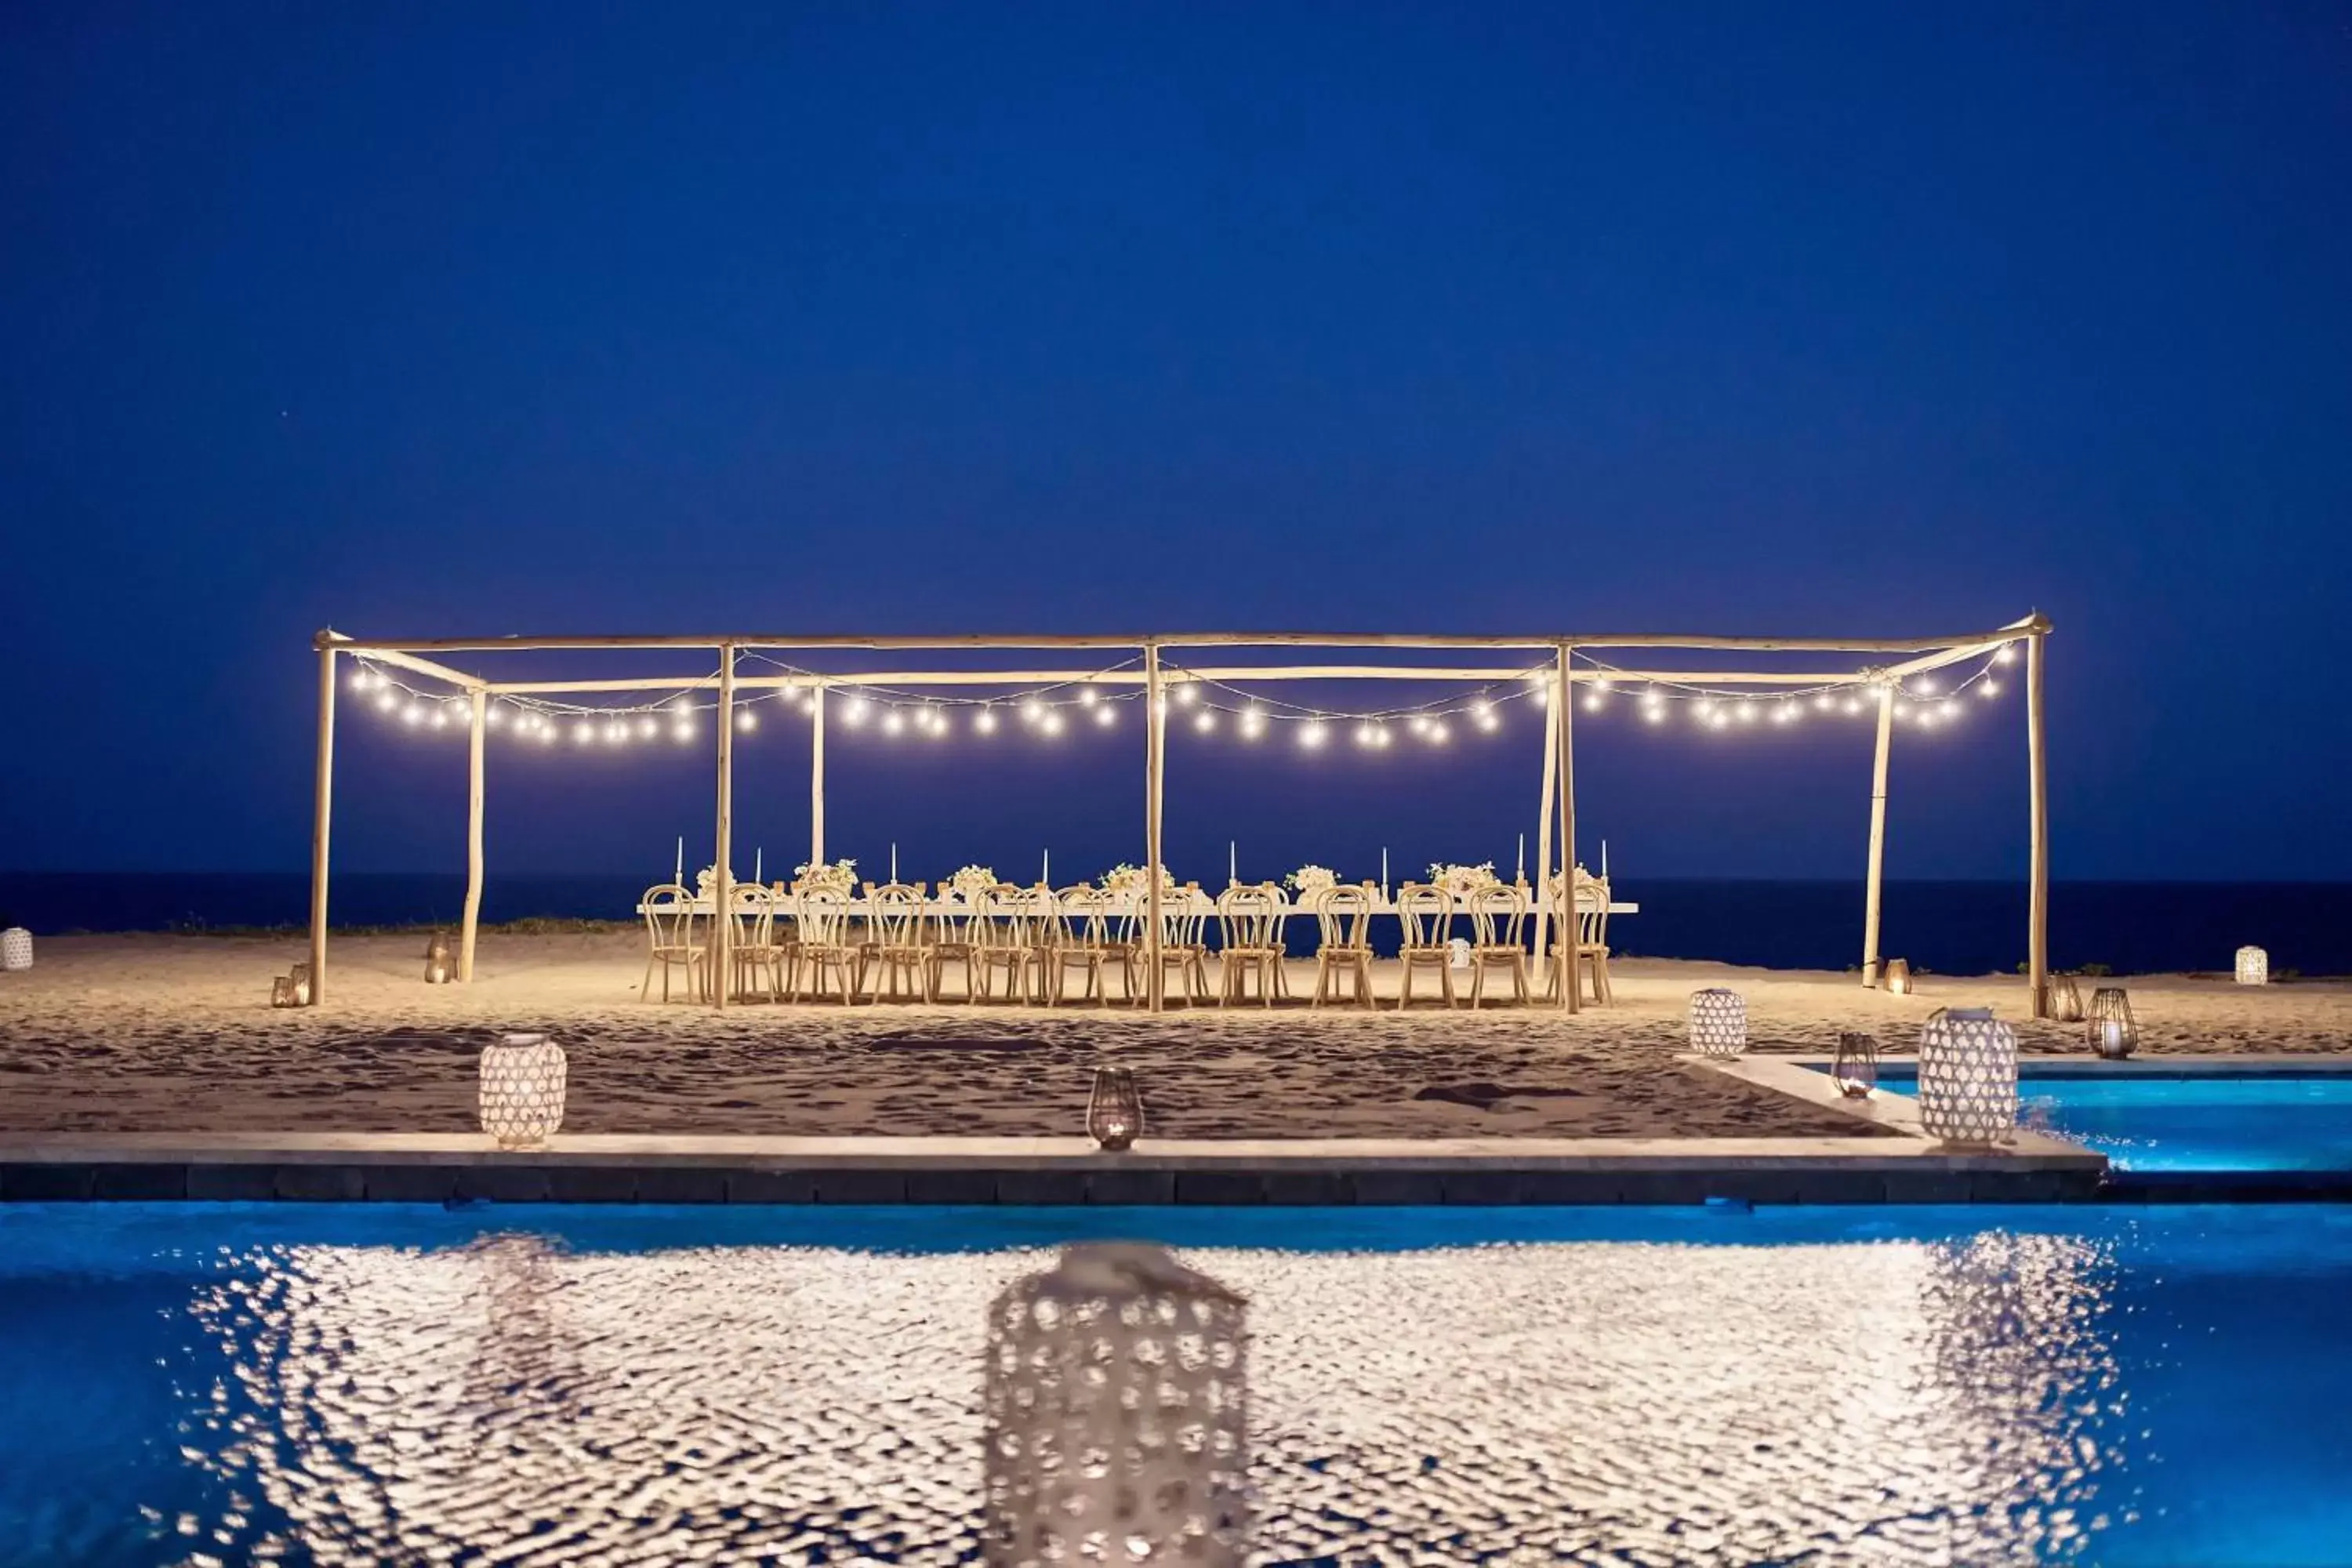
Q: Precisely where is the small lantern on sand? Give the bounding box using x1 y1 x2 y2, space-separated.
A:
2087 988 2137 1060
424 931 456 985
270 975 300 1008
2235 946 2268 986
0 927 31 972
1882 958 1912 996
1831 1032 1879 1098
1918 1006 2017 1145
478 1033 568 1149
983 1243 1248 1567
1688 989 1747 1057
289 962 312 1007
1087 1066 1142 1150
2046 974 2083 1023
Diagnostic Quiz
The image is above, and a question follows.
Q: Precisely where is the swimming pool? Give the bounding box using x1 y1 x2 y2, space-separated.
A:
2 1203 2350 1566
1867 1065 2352 1174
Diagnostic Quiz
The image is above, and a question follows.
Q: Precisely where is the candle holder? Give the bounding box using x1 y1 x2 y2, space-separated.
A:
289 962 312 1007
424 931 456 985
270 975 300 1008
1087 1066 1142 1150
2086 988 2137 1059
1688 989 1747 1058
0 926 31 971
1917 1007 2017 1145
2046 974 2083 1023
1831 1032 1878 1098
478 1033 568 1149
2235 946 2268 986
1882 958 1912 996
982 1243 1247 1566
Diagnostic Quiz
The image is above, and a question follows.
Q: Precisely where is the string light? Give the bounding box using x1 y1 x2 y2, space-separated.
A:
404 704 426 726
1175 682 1199 706
1301 721 1328 750
1192 710 1216 733
882 710 905 735
1995 644 2018 665
376 691 399 713
1079 687 1100 707
1980 680 2000 699
1093 703 1116 728
638 716 658 738
1040 710 1065 736
1240 707 1265 739
1428 721 1450 744
975 706 998 734
844 697 869 726
735 709 757 732
1019 697 1042 724
1735 701 1758 724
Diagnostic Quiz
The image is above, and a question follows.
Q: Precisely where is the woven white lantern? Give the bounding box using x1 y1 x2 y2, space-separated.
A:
983 1243 1249 1567
2235 946 2268 985
1916 1006 2017 1146
0 927 30 972
477 1033 567 1149
1688 988 1747 1057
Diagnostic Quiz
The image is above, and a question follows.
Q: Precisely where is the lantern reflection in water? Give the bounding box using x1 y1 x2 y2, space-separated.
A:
171 1224 2128 1566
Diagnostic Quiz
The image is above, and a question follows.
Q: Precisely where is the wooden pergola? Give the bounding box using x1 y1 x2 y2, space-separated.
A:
306 615 2053 1016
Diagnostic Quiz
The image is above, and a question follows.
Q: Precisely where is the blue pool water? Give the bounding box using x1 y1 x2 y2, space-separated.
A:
3 1203 2351 1566
1875 1066 2352 1173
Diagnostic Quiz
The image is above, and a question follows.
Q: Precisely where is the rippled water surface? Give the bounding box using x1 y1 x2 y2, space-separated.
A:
2 1204 2349 1566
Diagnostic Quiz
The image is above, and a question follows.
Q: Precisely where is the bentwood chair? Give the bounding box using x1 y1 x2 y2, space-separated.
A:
1309 883 1376 1007
640 883 710 1004
728 882 790 1002
1465 882 1532 1008
926 884 982 1002
974 884 1037 1003
1040 886 1113 1006
1215 883 1287 1007
1098 895 1145 1003
1545 871 1615 1005
1147 884 1214 1006
859 882 932 1003
1393 883 1457 1011
791 887 860 1004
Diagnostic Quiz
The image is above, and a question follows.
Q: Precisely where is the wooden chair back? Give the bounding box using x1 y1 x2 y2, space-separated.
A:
1054 886 1109 948
1395 883 1452 951
866 882 926 948
728 882 776 949
1312 884 1374 952
795 887 850 949
1468 883 1528 949
1216 883 1285 953
1158 884 1209 949
1577 874 1612 949
641 884 698 952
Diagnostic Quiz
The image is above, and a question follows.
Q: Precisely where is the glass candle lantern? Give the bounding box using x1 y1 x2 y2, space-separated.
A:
983 1243 1248 1567
1882 958 1912 996
1087 1065 1142 1150
1917 1006 2017 1145
1688 989 1747 1057
2086 988 2137 1060
478 1033 568 1149
270 975 300 1008
2046 974 2083 1023
1831 1032 1879 1098
2235 946 2268 986
423 931 456 985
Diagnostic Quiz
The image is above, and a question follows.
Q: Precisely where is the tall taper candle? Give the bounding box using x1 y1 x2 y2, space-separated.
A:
1381 847 1389 897
755 847 761 884
1516 833 1525 882
675 836 684 884
1229 840 1237 886
890 842 898 882
1043 848 1050 887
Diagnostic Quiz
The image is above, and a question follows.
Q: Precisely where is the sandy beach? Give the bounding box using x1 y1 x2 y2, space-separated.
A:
0 932 2343 1140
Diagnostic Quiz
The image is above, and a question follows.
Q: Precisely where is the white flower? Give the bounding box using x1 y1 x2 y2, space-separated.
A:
947 864 997 902
793 857 858 895
1284 864 1338 894
1427 861 1501 896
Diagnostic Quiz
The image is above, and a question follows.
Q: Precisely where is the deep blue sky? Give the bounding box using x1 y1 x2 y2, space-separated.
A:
4 2 2348 888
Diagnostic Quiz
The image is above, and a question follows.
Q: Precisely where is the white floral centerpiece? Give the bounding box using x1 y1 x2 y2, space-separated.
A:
1427 861 1500 898
1283 865 1338 897
793 857 858 895
1102 863 1182 898
946 864 998 903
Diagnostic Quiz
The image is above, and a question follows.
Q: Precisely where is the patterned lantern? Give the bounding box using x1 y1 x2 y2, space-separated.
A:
2236 946 2268 986
1688 989 1747 1057
1087 1066 1142 1151
478 1033 568 1149
0 927 30 972
982 1243 1249 1567
289 961 312 1007
1882 958 1912 996
2086 988 2137 1060
2046 974 2083 1023
1917 1006 2017 1145
1831 1032 1879 1098
270 975 300 1008
424 931 456 985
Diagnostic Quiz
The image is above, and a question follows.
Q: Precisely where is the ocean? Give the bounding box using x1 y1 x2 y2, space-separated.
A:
1 872 2344 979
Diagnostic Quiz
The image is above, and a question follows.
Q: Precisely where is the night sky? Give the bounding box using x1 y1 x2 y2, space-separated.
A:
5 4 2348 889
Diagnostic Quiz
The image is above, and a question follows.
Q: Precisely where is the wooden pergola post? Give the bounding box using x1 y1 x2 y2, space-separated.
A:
714 642 736 1010
2027 630 2050 1016
1554 643 1580 1014
1144 641 1165 1014
810 684 826 870
459 688 486 982
1860 681 1895 986
307 634 337 1005
1532 687 1558 980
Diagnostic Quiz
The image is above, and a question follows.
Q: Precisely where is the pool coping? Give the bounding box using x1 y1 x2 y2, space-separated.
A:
1777 1051 2352 1080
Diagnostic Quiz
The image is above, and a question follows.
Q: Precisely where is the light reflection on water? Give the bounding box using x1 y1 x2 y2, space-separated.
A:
167 1232 2130 1566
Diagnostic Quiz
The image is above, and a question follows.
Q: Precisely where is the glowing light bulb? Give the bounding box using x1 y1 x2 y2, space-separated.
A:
639 716 657 737
844 698 869 726
604 720 626 743
923 705 946 735
429 708 448 730
735 709 757 732
403 703 426 726
1240 709 1265 739
1995 644 2018 666
1079 687 1099 706
1842 697 1863 715
1409 715 1432 736
1893 702 1911 721
539 724 558 745
486 705 505 727
376 691 398 713
347 669 370 691
1301 721 1328 749
1532 686 1549 707
1915 677 1937 695
1020 697 1042 724
975 707 998 733
1428 722 1450 744
1736 702 1757 724
1582 692 1605 712
882 710 905 735
1708 710 1729 730
1814 693 1836 710
672 723 693 743
573 720 593 742
1175 683 1198 706
1041 710 1065 735
1473 699 1494 719
1374 724 1392 749
1644 703 1667 724
1192 710 1215 733
1980 680 2000 699
1355 721 1376 747
1696 700 1717 720
1093 703 1116 727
